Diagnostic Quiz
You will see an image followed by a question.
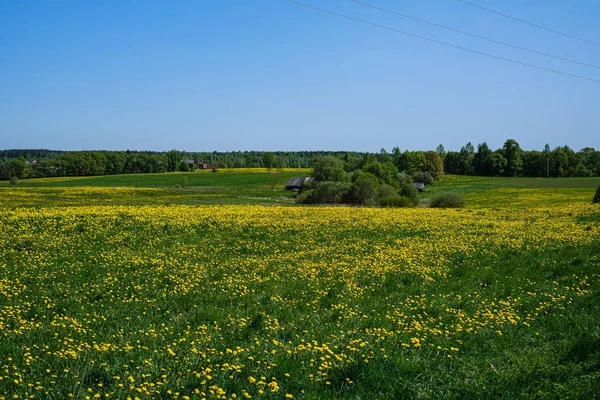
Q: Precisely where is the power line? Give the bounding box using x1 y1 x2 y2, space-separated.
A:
456 0 600 47
349 0 600 70
286 0 600 84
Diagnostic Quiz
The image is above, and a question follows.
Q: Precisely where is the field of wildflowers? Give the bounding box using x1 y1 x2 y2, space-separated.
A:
1 177 599 399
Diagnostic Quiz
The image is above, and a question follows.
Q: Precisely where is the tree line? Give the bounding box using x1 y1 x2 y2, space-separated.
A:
441 141 600 178
0 149 349 180
1 140 600 180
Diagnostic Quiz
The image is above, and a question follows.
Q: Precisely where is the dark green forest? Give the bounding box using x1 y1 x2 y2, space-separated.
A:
1 140 600 181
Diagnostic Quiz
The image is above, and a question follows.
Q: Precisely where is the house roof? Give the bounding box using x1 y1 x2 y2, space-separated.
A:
285 177 304 188
284 177 313 189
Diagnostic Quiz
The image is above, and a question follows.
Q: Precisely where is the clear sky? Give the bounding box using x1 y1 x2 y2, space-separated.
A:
1 0 599 152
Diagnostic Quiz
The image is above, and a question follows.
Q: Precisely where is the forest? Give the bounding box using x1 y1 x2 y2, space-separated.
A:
1 139 599 180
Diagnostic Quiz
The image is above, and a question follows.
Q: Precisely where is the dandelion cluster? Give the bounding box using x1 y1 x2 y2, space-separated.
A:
0 196 598 398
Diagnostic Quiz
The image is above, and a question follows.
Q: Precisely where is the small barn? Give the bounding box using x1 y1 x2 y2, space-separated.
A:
285 177 313 191
198 162 213 170
413 182 425 192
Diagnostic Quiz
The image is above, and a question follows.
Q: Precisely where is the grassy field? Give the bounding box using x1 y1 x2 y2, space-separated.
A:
1 169 311 189
1 172 599 399
427 175 600 208
1 171 598 209
0 169 310 208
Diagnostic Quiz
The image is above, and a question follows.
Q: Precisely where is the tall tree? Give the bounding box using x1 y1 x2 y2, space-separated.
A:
435 144 446 160
262 152 276 171
456 142 475 175
550 147 569 177
166 149 180 172
522 151 545 177
424 151 444 179
363 161 401 187
312 156 348 182
502 139 523 176
397 151 427 175
473 142 493 176
378 148 392 163
489 152 507 176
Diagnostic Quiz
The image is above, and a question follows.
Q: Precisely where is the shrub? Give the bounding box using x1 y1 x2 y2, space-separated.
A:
296 189 314 204
311 181 353 204
399 172 413 185
212 167 218 173
301 178 316 193
379 196 412 208
378 184 397 199
9 176 19 185
179 161 191 172
413 171 434 185
430 192 465 208
593 185 600 204
349 173 379 204
399 183 419 205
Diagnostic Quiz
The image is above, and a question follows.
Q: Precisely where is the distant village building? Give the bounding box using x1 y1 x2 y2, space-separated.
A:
413 182 425 192
183 160 214 170
284 177 314 191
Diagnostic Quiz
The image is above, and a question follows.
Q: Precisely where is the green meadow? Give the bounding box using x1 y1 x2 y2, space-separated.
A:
0 171 599 399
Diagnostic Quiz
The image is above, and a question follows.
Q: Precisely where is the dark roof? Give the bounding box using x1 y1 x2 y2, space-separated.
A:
413 182 425 191
285 177 304 188
285 177 313 190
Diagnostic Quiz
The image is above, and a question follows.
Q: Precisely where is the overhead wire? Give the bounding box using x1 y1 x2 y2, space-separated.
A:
456 0 600 47
286 0 600 84
349 0 600 70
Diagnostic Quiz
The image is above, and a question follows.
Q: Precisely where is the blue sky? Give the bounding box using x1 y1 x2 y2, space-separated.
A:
1 0 599 152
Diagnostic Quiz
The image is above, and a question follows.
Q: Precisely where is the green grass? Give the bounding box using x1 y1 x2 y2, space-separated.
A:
1 204 599 399
0 169 309 188
1 171 600 398
3 172 599 209
432 175 600 192
0 169 310 208
424 175 600 208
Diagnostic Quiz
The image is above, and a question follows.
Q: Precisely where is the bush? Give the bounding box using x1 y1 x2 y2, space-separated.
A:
9 176 19 185
300 178 316 193
399 172 413 185
399 183 419 205
593 185 600 204
311 181 353 204
296 189 314 204
413 171 434 185
378 184 397 199
430 192 465 208
179 161 190 172
349 173 379 204
379 196 412 208
212 167 218 173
